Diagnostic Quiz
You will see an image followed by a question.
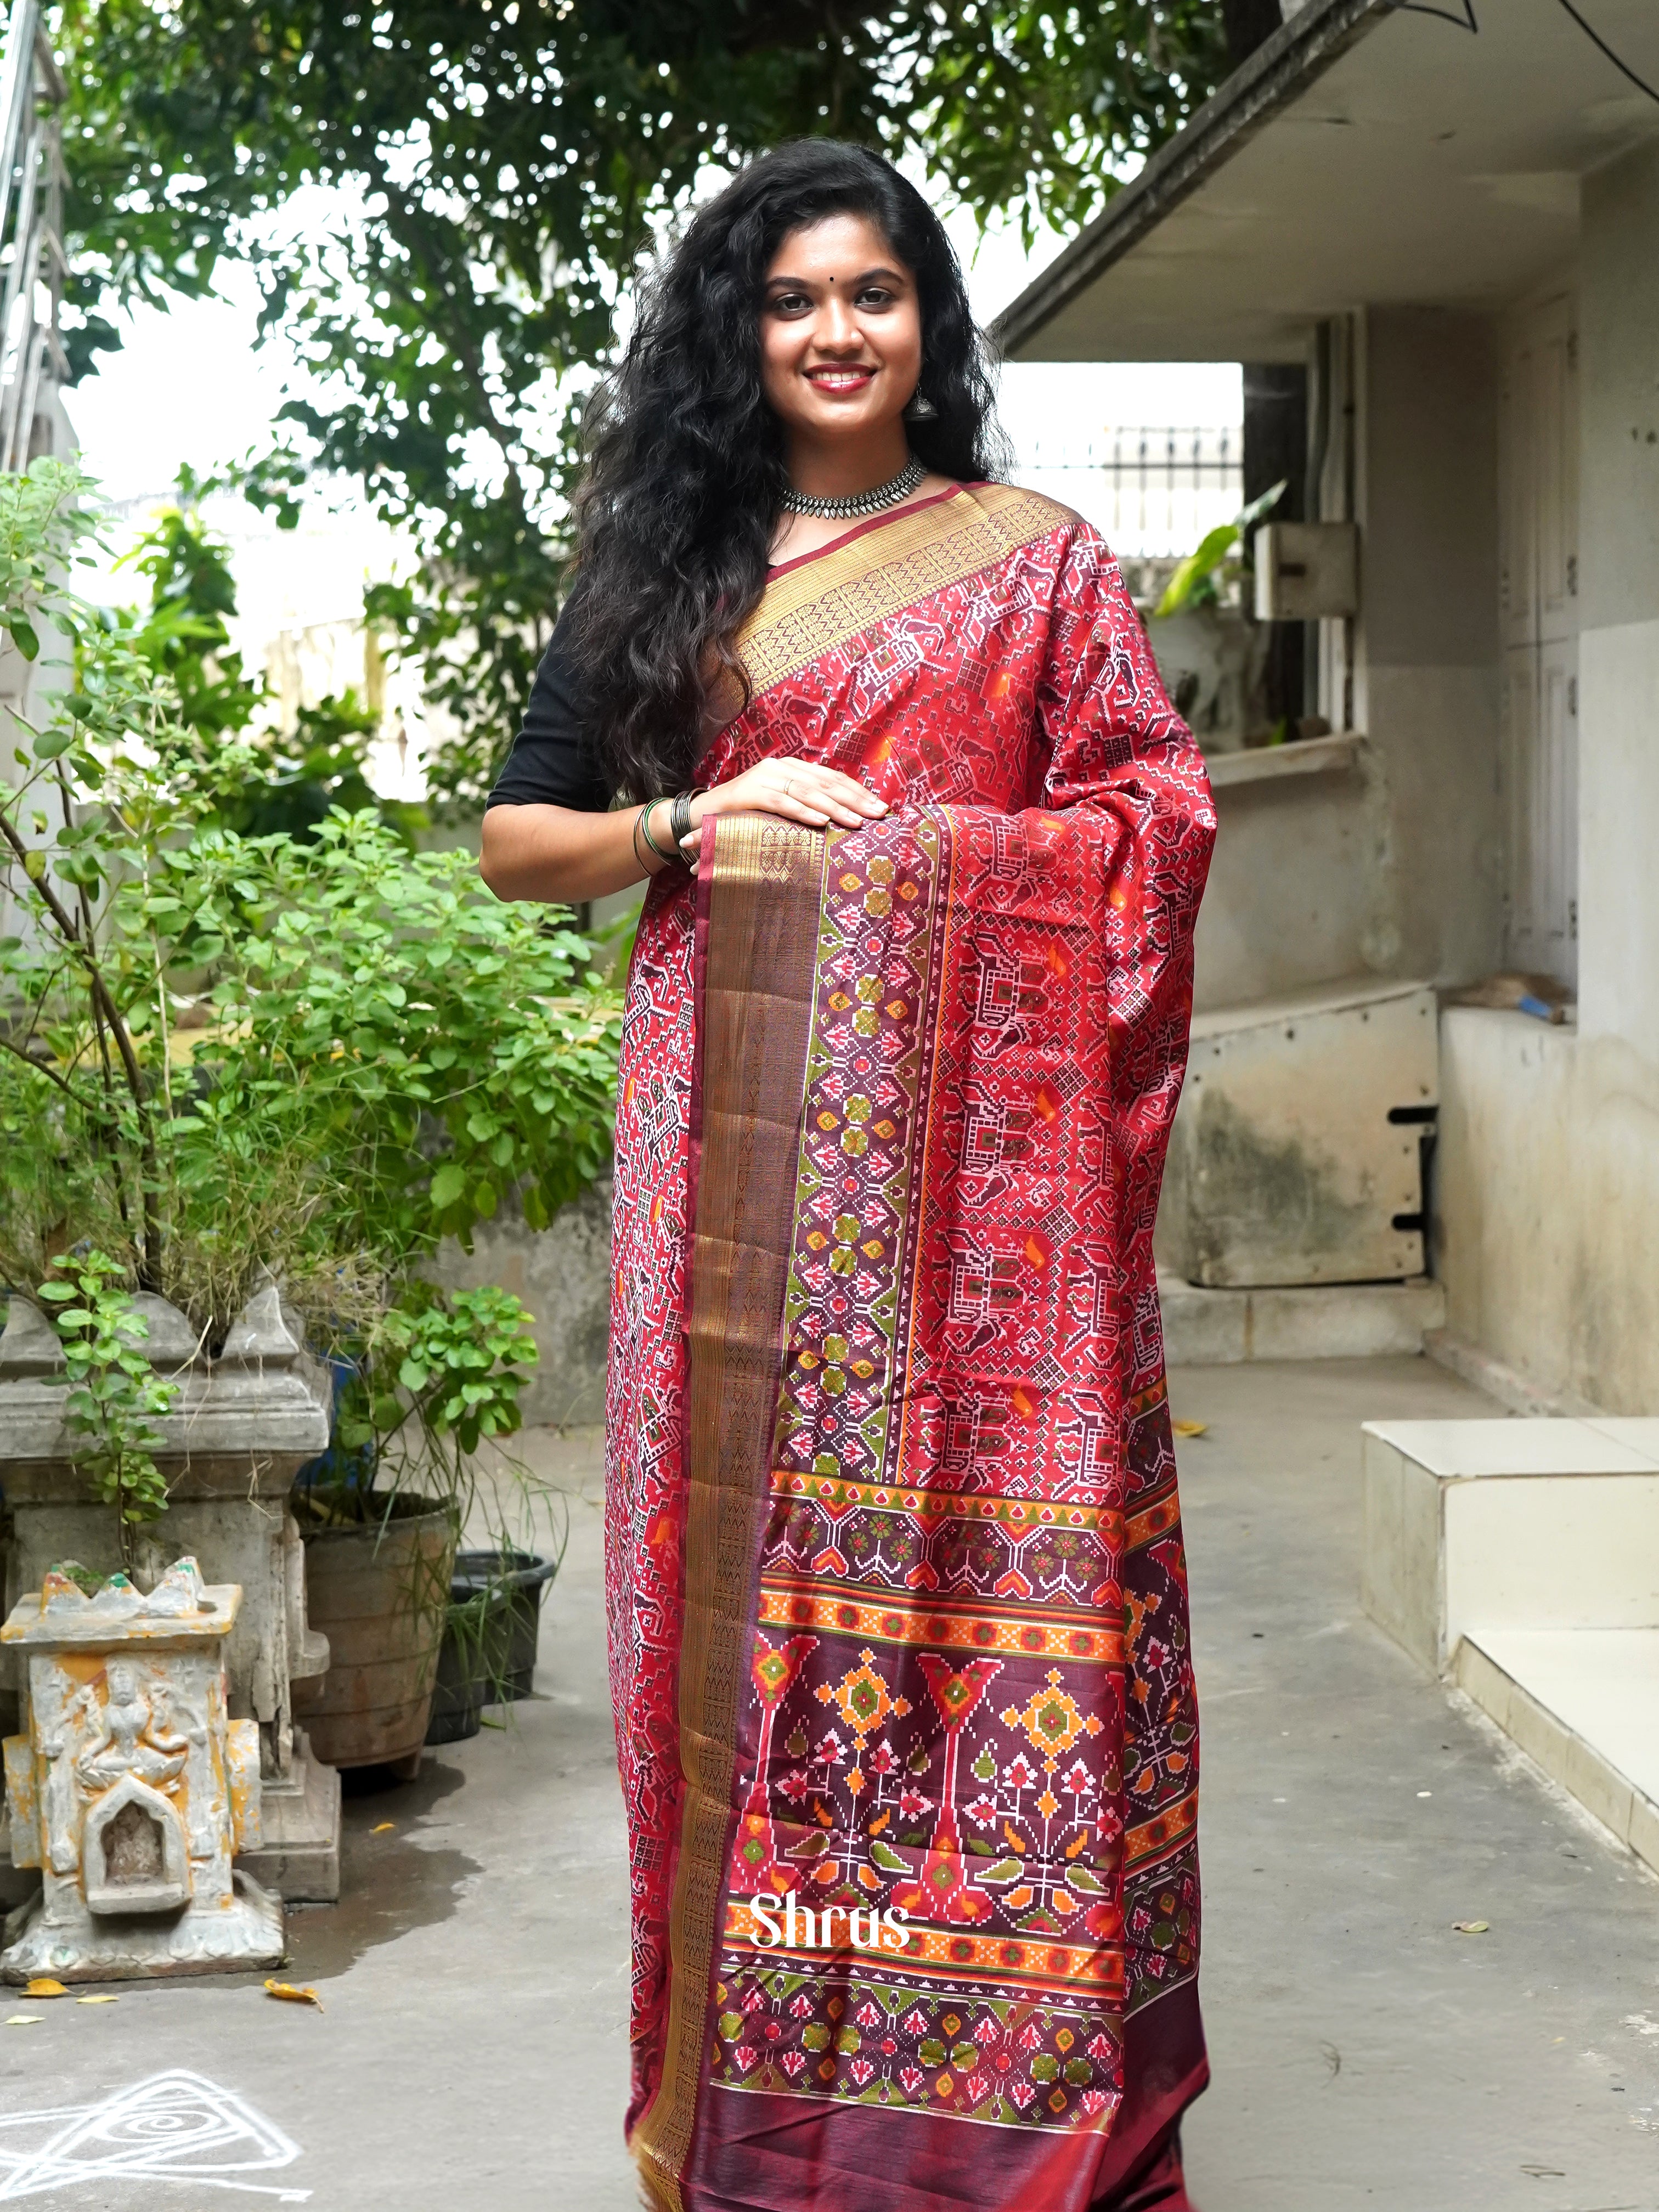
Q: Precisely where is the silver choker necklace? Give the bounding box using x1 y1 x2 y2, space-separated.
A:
780 454 925 521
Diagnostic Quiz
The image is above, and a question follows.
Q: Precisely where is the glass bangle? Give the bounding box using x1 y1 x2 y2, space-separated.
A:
637 800 678 868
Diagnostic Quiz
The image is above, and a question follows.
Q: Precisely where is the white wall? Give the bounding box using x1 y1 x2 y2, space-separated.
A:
1190 749 1379 1013
1437 140 1659 1413
1576 140 1659 1057
1438 1011 1659 1412
1356 307 1505 991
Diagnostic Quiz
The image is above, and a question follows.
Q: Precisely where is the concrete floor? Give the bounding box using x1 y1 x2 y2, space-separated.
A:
3 1361 1656 2210
1174 1361 1659 2212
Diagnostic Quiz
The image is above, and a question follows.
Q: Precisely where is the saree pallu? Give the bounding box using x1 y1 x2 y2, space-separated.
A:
605 484 1215 2212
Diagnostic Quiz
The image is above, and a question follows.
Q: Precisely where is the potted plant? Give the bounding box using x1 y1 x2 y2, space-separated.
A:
1147 480 1286 749
0 458 621 1777
294 1285 549 1770
426 1527 568 1746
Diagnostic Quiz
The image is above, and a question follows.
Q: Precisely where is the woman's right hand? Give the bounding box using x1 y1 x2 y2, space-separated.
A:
679 756 887 862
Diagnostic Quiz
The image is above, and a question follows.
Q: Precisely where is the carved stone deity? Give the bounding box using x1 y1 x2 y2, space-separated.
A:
0 1277 339 1900
1 1558 283 1980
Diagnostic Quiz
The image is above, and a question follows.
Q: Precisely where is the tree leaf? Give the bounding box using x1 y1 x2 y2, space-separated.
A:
428 1160 468 1212
1155 524 1239 618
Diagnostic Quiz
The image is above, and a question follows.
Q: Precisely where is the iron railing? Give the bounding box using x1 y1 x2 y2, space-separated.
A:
0 0 64 476
1018 425 1242 557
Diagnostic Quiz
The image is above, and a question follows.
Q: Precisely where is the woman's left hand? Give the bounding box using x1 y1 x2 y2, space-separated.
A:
675 755 888 864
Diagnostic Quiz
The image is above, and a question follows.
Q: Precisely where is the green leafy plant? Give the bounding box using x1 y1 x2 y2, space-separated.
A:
37 1250 180 1561
122 487 261 744
0 457 619 1545
1155 479 1287 618
149 808 620 1265
376 1288 539 1464
117 481 420 844
235 690 421 847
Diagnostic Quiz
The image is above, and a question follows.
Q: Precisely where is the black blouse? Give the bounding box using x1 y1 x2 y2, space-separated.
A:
484 593 611 815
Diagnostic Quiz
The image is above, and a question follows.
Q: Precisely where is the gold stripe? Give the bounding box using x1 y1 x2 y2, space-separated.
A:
738 483 1071 697
631 816 826 2211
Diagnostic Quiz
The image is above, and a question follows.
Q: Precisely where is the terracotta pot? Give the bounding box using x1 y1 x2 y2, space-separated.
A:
294 1499 457 1772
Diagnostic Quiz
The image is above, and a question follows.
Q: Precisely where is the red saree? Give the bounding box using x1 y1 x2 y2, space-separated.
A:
605 483 1215 2212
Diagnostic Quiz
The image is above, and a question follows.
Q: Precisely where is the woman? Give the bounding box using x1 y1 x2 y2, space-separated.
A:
482 140 1214 2212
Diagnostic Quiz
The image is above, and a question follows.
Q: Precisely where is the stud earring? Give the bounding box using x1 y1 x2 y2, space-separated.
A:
903 387 937 422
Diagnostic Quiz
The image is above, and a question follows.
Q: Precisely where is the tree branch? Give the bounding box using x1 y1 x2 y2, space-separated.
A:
0 807 166 1284
0 1028 102 1111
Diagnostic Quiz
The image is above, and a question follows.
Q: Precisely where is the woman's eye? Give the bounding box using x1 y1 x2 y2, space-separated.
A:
770 292 812 317
856 287 895 309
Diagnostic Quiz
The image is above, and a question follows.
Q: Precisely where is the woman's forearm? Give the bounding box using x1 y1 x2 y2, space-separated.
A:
480 802 662 904
482 756 888 905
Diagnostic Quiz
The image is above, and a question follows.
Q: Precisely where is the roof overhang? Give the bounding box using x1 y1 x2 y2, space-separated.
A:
995 0 1659 363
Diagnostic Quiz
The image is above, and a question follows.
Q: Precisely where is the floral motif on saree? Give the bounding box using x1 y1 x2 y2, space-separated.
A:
605 485 1215 2211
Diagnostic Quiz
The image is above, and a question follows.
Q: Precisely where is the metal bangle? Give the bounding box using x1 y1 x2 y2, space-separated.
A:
637 800 678 869
669 790 694 851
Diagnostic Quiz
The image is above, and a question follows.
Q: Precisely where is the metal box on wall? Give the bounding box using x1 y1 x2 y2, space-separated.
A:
1157 977 1438 1289
1254 521 1360 620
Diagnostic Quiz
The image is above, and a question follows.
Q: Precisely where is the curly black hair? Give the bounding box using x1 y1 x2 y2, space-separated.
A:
563 139 1009 800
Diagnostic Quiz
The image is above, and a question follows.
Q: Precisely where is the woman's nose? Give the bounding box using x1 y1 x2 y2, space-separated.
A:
814 294 862 350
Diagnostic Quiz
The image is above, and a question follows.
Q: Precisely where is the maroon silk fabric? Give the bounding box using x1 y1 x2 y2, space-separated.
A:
605 486 1215 2209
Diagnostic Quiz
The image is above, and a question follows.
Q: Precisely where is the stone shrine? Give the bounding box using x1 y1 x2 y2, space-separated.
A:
0 1277 340 1899
1 1558 283 1980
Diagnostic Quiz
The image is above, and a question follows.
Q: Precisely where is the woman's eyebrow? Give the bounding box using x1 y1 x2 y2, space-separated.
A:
763 264 909 290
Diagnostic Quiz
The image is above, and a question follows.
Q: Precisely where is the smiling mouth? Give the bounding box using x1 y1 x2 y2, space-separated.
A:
806 366 876 392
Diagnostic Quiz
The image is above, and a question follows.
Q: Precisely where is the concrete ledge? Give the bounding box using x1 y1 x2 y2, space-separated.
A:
1205 729 1367 789
235 1733 342 1904
1163 978 1437 1287
1160 1273 1444 1365
1361 1418 1659 1672
1454 1634 1659 1878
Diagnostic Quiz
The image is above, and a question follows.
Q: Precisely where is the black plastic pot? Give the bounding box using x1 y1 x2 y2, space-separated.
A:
424 1548 560 1745
425 1627 486 1745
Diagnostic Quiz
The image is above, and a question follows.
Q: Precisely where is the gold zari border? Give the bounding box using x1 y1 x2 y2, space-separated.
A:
737 483 1070 698
631 816 826 2212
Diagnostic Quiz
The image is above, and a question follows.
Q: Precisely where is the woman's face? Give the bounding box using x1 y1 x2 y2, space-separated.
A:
759 212 922 452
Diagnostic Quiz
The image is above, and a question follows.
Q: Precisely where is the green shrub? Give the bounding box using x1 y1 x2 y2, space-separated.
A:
0 458 621 1531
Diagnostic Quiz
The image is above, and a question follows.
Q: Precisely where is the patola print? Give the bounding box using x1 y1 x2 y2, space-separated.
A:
606 484 1212 2208
706 810 1156 2132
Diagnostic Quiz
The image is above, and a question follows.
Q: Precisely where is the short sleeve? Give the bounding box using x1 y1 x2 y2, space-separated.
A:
485 588 612 814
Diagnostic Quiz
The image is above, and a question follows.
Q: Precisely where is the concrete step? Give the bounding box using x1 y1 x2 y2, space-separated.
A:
1455 1628 1659 1877
1361 1416 1659 1673
1361 1416 1659 1862
1160 1271 1444 1365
